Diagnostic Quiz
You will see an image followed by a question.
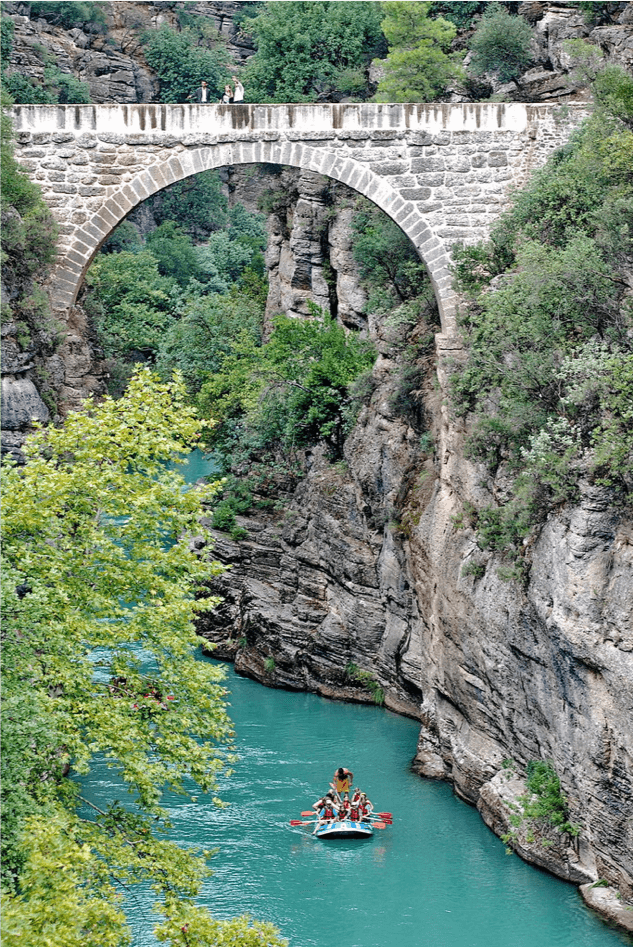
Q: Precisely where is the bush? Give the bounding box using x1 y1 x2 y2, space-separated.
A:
521 761 580 837
469 4 534 83
242 1 384 103
29 2 106 31
450 83 632 566
142 25 229 103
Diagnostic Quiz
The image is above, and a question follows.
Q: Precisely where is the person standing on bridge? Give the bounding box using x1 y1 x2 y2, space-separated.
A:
221 83 233 104
232 76 244 103
191 80 210 103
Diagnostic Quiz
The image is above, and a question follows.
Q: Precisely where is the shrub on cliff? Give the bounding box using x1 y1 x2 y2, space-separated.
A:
198 303 376 463
241 1 384 103
468 3 534 84
0 89 57 326
450 68 633 572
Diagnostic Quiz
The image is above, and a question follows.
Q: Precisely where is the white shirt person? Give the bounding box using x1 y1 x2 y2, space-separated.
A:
232 76 244 102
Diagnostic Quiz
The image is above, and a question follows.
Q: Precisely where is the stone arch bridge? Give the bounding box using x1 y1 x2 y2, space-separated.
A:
12 102 583 337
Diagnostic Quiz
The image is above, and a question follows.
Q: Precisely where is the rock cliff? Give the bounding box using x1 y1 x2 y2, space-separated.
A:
197 168 633 930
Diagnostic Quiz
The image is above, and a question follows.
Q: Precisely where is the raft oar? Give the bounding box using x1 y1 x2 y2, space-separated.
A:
289 819 315 826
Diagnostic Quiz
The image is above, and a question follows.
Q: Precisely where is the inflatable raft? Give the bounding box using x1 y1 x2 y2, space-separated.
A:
313 819 374 840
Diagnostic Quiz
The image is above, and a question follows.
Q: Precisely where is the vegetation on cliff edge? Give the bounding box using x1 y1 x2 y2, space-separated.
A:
450 58 633 574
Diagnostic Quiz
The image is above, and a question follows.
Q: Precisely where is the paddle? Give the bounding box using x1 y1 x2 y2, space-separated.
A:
289 820 315 826
301 810 393 819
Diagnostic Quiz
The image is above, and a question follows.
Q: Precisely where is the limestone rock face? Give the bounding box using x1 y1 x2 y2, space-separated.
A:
198 173 633 921
262 168 367 330
2 2 254 105
200 327 633 909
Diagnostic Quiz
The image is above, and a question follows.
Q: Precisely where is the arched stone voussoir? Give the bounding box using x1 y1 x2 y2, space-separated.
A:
56 140 453 329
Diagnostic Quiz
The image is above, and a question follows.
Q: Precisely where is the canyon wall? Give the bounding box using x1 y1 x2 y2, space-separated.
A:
197 168 633 932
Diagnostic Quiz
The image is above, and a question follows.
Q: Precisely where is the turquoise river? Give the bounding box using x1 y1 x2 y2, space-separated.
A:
80 452 631 947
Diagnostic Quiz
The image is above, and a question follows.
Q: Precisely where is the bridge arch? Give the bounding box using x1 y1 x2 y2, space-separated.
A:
55 141 457 331
13 102 584 337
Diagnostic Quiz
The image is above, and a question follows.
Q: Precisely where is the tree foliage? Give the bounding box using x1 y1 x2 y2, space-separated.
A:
1 370 286 946
199 304 376 462
375 1 461 102
0 89 58 325
352 197 433 310
84 249 179 357
242 1 384 103
468 3 534 84
142 25 229 103
450 70 633 569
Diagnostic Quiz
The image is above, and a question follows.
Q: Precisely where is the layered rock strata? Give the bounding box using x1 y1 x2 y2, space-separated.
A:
197 174 633 929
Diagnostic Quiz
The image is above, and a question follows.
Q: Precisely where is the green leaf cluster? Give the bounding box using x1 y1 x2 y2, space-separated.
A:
1 370 285 944
468 3 534 84
198 304 376 464
142 25 230 104
352 197 434 310
375 1 462 103
242 1 384 103
1 89 58 325
450 69 633 566
29 2 106 30
520 761 580 837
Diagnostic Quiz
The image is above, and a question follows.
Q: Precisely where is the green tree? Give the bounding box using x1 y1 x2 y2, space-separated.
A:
142 25 229 103
84 249 179 357
1 369 287 946
200 305 376 461
153 170 229 239
146 221 204 288
375 1 461 102
156 289 263 395
468 3 534 84
352 197 432 310
242 1 384 103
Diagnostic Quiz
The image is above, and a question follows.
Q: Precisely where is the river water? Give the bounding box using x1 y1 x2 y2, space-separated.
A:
81 452 630 947
82 662 631 947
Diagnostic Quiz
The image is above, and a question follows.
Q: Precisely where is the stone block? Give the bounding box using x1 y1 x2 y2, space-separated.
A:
401 187 432 201
411 157 445 173
488 152 508 167
406 131 434 146
76 135 98 149
52 133 74 143
374 160 409 175
52 184 78 194
78 186 103 196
